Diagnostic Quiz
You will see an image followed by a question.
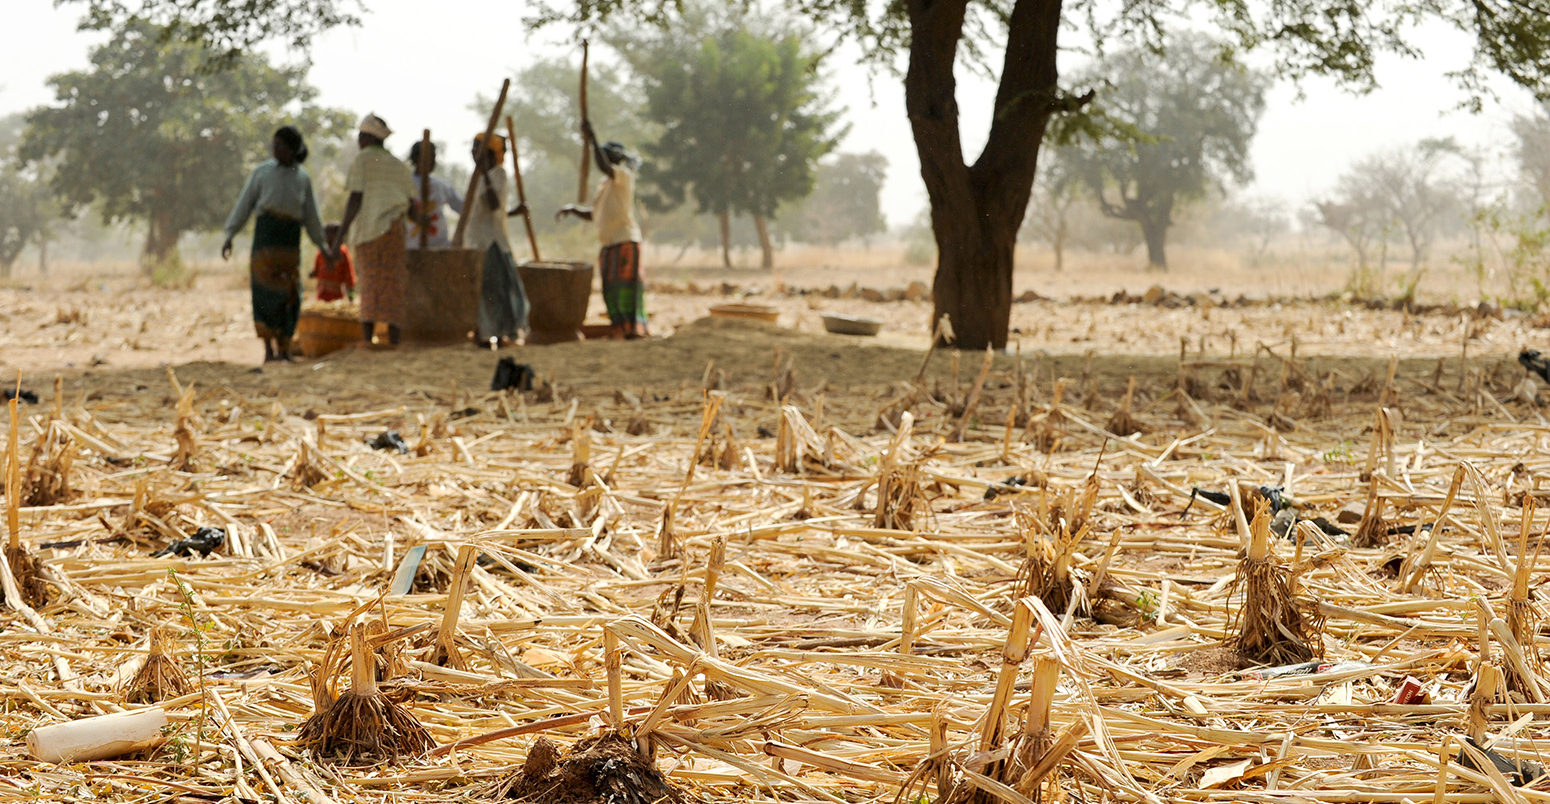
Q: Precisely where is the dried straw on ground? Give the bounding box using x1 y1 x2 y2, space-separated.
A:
5 312 1550 803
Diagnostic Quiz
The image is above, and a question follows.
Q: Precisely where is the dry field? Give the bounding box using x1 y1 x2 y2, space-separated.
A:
3 255 1550 802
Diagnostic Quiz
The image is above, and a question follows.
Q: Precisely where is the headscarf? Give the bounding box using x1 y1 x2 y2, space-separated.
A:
359 113 392 141
474 132 506 162
601 141 640 170
274 125 308 163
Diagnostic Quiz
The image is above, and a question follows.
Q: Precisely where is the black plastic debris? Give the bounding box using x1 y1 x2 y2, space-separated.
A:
1520 349 1550 385
1459 735 1546 786
150 526 226 558
984 475 1031 501
369 430 409 455
1309 517 1349 537
2 389 38 405
476 552 538 574
1183 484 1290 518
491 357 535 392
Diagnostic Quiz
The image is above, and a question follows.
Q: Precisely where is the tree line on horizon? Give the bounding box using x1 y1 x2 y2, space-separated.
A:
11 0 1550 345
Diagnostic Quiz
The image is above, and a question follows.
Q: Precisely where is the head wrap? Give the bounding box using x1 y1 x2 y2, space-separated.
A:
601 141 639 169
358 113 392 141
474 132 506 162
273 125 308 163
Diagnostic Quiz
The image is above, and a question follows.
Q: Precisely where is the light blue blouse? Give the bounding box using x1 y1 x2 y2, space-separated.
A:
223 159 328 248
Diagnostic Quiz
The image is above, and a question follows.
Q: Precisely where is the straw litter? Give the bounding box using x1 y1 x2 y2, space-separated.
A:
0 315 1548 804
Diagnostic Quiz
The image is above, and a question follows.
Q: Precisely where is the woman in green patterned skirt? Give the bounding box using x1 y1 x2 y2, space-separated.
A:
222 126 330 362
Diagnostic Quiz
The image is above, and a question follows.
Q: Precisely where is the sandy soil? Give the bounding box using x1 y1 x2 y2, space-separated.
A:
3 255 1549 802
0 255 1538 384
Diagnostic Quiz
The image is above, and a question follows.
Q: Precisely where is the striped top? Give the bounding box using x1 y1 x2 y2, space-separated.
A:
345 145 416 244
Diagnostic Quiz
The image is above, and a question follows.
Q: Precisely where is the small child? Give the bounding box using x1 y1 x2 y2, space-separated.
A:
312 223 356 302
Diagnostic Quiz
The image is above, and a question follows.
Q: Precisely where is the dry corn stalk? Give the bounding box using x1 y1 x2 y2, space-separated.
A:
1227 485 1323 666
287 440 330 490
1352 474 1388 548
428 545 478 669
1400 465 1465 594
1014 473 1099 617
874 413 926 530
23 421 78 507
299 624 432 763
1506 496 1544 695
774 405 826 474
567 419 593 488
124 627 192 704
1104 376 1145 436
170 377 199 472
3 391 45 609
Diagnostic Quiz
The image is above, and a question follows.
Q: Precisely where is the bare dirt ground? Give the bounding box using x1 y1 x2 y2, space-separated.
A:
3 254 1550 802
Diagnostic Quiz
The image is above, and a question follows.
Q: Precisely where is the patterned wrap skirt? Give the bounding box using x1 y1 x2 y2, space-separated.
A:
250 212 303 341
356 218 408 326
476 244 529 342
599 241 647 337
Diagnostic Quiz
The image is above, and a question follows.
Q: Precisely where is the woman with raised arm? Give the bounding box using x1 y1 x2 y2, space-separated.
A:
553 120 648 339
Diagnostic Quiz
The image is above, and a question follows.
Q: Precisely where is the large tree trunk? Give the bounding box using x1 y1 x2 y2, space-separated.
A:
142 211 180 274
1141 217 1168 270
908 0 1063 350
1053 216 1066 272
717 209 732 270
933 208 1016 348
753 215 774 270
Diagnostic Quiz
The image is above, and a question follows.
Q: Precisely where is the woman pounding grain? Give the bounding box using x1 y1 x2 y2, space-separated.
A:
405 140 463 250
466 132 529 346
553 120 648 339
221 125 330 363
330 114 419 348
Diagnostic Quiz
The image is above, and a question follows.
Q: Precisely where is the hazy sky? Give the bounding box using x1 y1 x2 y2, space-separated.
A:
2 0 1537 227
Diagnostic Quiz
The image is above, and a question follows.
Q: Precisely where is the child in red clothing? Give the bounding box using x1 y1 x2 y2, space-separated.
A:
312 223 356 301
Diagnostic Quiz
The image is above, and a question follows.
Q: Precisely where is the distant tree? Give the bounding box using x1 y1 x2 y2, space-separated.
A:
632 27 844 269
1207 195 1289 266
20 22 351 273
1058 35 1269 270
1314 197 1385 279
62 0 1550 349
779 152 888 246
1512 108 1550 212
61 0 359 67
0 171 54 279
1020 153 1085 271
0 114 57 278
1334 139 1463 276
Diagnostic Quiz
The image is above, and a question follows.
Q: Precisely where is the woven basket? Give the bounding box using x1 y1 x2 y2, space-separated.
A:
296 310 360 357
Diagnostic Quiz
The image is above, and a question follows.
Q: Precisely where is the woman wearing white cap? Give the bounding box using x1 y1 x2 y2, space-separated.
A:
329 113 419 347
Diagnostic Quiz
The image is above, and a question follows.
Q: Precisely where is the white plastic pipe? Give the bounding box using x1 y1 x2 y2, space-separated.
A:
27 708 168 763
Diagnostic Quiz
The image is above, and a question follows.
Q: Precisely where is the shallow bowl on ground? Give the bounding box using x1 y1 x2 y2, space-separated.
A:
820 313 882 336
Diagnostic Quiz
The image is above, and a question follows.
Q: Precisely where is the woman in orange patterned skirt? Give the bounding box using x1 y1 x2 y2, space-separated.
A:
330 114 418 347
